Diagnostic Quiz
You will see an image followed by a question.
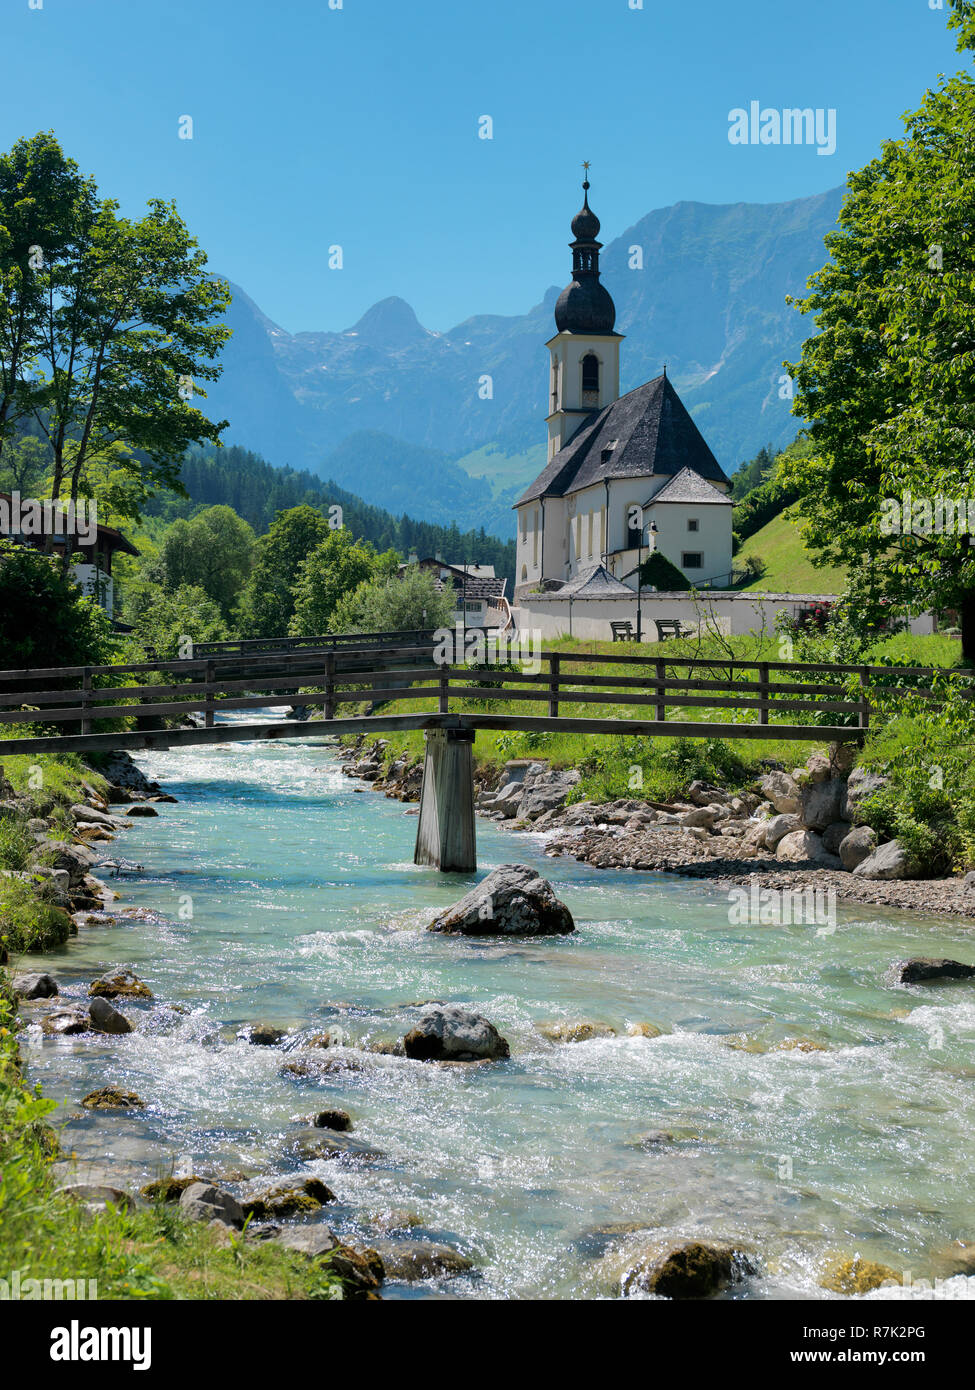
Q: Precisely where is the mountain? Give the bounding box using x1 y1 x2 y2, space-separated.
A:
202 186 845 534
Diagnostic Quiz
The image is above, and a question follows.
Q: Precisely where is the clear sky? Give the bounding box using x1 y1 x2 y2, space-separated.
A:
0 0 965 333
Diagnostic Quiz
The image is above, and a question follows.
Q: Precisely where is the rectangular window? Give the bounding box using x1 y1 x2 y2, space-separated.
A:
464 601 483 612
687 518 699 532
533 510 539 567
587 511 594 557
576 514 582 558
682 552 703 570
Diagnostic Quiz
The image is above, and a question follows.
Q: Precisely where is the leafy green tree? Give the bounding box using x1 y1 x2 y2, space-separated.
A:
127 581 228 660
236 505 331 637
785 2 975 659
0 433 48 494
330 565 456 634
0 539 118 668
289 529 396 636
0 133 95 457
158 505 256 620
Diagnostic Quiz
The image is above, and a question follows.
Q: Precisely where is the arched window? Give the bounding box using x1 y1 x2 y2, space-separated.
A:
582 354 600 395
521 564 528 582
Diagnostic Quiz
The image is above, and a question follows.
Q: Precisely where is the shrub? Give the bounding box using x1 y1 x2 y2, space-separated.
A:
0 879 73 954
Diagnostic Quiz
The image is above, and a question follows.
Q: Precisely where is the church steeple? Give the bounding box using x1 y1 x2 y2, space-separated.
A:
545 167 623 462
555 168 617 335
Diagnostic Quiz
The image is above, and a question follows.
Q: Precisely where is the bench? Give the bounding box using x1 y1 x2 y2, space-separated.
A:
654 619 691 641
610 621 637 642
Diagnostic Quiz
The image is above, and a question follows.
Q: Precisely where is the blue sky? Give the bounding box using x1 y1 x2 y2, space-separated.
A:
0 0 965 333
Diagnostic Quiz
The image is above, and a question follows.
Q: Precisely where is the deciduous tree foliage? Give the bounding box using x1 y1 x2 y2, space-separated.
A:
0 540 117 668
785 1 975 658
330 565 456 635
289 529 397 637
157 505 256 620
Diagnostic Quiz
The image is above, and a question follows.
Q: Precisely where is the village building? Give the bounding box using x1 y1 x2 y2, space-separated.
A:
0 491 138 619
399 555 508 628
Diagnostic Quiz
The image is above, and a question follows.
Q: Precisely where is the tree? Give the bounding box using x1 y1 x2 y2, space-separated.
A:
0 133 94 458
157 506 256 620
289 529 396 636
0 539 118 668
330 566 456 634
127 581 228 661
32 194 231 522
236 505 331 637
0 433 48 494
785 1 975 659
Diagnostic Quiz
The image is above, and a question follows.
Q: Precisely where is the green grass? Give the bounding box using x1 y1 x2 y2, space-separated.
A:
736 509 848 594
0 878 74 956
337 630 965 803
452 442 546 499
0 746 108 813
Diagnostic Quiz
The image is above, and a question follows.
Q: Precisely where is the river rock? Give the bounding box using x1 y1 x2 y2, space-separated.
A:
821 820 852 856
141 1175 207 1202
759 771 801 815
11 971 58 1000
56 1183 137 1213
838 825 877 870
843 767 888 820
41 1006 90 1035
242 1177 335 1219
800 777 846 831
764 813 801 850
89 967 152 1000
368 1238 473 1281
274 1225 340 1259
126 804 159 817
620 1239 753 1299
820 1255 901 1294
32 840 98 885
852 839 909 880
290 1130 387 1164
81 1087 144 1109
88 996 132 1035
403 1004 510 1062
69 804 122 829
626 1022 662 1039
518 766 581 821
313 1109 353 1131
540 1020 616 1043
897 958 975 984
427 863 574 937
179 1182 245 1228
678 807 718 830
775 830 841 868
238 1021 285 1046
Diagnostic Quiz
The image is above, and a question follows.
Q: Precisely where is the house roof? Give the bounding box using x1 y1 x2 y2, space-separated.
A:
645 467 733 507
399 557 505 602
0 493 140 556
515 374 728 506
558 562 634 598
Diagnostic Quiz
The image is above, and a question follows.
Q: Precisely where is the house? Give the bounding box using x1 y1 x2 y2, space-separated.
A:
513 178 734 602
0 492 138 618
398 555 508 628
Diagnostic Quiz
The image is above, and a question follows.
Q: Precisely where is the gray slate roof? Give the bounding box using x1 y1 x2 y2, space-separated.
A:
515 375 728 506
558 562 634 597
646 466 733 506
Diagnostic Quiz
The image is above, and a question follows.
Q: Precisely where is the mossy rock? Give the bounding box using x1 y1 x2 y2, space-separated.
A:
81 1087 144 1110
242 1176 336 1219
820 1255 902 1295
140 1175 206 1202
89 968 152 1000
539 1020 617 1044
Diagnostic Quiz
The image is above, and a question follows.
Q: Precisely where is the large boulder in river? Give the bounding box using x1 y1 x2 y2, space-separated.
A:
87 996 132 1035
800 778 846 831
179 1182 245 1228
619 1239 754 1299
427 863 574 937
403 1004 510 1062
897 958 975 984
89 967 152 1000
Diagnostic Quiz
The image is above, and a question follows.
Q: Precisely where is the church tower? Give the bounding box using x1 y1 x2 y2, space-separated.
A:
545 173 623 461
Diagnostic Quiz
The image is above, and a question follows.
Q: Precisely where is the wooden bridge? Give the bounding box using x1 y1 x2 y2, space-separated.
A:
0 640 958 872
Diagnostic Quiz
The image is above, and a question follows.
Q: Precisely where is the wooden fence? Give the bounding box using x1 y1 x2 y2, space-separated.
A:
0 644 967 755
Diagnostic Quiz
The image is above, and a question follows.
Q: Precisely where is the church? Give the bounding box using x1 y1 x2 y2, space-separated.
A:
513 177 733 605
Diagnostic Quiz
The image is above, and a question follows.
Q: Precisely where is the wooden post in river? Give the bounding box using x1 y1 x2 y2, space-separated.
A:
413 727 477 872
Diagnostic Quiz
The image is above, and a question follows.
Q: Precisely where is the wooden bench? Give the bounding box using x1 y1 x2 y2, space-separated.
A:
610 621 637 642
654 619 691 641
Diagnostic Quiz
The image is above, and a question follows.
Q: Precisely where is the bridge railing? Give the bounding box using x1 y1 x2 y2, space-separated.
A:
0 646 969 745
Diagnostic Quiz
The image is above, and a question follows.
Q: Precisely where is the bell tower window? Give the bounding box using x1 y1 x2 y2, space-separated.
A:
581 353 600 407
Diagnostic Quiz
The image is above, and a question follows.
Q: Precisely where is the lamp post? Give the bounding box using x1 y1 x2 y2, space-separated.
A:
636 519 658 644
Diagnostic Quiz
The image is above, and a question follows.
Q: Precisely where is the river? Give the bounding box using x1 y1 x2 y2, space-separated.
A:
21 725 975 1299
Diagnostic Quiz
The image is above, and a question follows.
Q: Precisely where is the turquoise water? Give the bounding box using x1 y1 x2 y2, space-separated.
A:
20 724 975 1299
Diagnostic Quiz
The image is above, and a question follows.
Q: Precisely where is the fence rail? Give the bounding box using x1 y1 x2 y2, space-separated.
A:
0 643 970 755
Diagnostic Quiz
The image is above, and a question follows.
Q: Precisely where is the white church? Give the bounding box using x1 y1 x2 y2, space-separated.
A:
512 177 738 637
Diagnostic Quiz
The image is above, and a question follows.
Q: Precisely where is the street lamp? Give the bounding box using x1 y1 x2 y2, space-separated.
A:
636 519 658 643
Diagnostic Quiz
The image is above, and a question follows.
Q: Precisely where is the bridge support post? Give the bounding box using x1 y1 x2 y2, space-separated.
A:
413 727 476 872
